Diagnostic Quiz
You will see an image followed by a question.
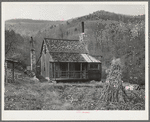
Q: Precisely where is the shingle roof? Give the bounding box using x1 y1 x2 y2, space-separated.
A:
49 52 101 63
44 38 100 63
50 52 85 62
44 38 87 53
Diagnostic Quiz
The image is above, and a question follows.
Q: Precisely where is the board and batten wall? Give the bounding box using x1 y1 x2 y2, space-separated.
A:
41 41 53 80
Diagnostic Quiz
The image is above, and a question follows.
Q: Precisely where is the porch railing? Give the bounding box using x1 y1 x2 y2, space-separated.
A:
54 71 88 79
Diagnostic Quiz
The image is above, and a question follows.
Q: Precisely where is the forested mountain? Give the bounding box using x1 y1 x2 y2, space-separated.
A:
5 10 145 85
5 30 30 68
5 19 64 37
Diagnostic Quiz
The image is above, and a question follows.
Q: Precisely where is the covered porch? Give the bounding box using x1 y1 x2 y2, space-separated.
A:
49 62 88 81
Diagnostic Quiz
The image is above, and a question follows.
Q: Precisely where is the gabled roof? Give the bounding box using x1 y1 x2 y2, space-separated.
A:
44 38 87 53
42 38 101 63
5 51 22 63
5 58 18 63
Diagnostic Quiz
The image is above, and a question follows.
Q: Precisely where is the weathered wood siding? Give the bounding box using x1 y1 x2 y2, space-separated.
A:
41 51 46 77
49 62 53 79
41 41 53 78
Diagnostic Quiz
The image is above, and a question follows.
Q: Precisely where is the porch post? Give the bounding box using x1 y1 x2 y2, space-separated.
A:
88 64 90 70
87 63 90 79
98 63 99 70
57 63 59 78
68 62 69 78
80 63 82 78
54 62 56 80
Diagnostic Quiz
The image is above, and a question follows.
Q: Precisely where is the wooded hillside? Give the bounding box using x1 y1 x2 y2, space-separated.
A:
5 10 145 85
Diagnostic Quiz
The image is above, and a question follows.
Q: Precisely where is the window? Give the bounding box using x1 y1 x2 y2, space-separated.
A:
90 64 99 70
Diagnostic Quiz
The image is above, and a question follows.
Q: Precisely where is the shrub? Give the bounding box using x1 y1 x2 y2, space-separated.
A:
36 75 48 82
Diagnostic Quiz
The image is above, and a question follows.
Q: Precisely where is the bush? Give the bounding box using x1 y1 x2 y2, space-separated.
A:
24 70 35 77
36 75 48 82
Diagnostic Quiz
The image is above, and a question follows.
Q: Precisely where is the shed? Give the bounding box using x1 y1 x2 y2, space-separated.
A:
5 58 18 83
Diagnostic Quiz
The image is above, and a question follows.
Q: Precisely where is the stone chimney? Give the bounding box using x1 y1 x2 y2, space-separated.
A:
82 21 84 33
30 37 36 74
79 22 89 54
79 22 85 41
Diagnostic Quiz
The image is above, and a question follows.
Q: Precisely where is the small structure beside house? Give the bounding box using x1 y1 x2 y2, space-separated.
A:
40 22 102 81
5 58 18 83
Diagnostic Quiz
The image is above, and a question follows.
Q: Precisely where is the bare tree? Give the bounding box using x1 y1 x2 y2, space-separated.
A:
5 30 17 55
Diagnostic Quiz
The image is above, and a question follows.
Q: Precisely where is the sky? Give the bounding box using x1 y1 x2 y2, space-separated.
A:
2 2 146 21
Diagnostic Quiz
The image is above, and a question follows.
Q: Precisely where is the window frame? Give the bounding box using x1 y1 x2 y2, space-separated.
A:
89 63 99 70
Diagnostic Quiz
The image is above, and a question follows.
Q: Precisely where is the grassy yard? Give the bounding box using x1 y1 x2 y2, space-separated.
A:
4 77 145 110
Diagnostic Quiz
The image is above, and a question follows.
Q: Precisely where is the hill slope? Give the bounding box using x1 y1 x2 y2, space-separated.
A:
5 10 145 84
5 19 64 37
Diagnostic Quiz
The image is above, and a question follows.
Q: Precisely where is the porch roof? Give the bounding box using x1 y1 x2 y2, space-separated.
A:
81 54 100 63
50 52 101 63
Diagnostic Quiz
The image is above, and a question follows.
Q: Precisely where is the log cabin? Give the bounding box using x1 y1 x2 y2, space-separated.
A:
40 22 102 81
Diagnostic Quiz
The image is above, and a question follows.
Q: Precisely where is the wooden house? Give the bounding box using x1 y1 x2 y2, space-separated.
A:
40 22 101 81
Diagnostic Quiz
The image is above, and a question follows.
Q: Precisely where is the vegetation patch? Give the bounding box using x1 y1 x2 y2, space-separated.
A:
5 76 145 110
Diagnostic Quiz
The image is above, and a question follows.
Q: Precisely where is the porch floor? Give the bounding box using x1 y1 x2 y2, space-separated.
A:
50 78 88 81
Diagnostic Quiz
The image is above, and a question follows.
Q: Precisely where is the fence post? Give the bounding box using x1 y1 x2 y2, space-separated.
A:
54 62 55 80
